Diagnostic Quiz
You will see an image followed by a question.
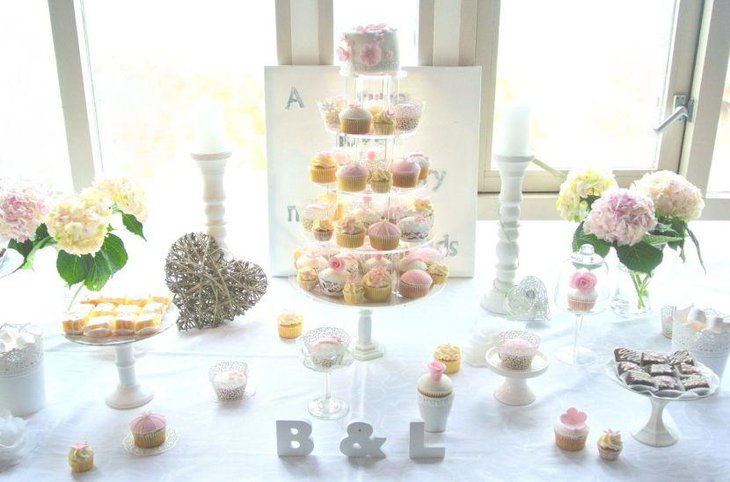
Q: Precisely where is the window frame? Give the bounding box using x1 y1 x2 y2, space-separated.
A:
46 0 730 219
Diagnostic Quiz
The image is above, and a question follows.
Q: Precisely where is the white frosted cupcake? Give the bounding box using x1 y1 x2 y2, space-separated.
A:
318 258 347 296
398 216 431 241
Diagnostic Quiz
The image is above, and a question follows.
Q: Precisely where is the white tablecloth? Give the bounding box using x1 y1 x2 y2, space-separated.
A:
3 221 730 481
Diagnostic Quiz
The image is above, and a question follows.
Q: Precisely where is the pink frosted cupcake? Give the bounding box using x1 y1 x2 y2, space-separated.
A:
567 270 598 312
399 269 433 299
337 163 369 192
391 158 421 188
554 407 589 451
405 152 430 181
129 412 167 448
362 266 393 302
368 220 401 250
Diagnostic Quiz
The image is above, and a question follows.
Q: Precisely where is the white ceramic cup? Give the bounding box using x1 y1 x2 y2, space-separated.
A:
417 392 454 433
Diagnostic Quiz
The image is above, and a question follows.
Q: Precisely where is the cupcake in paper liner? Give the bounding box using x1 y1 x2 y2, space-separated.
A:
362 266 392 302
129 412 167 449
554 407 589 451
335 216 366 248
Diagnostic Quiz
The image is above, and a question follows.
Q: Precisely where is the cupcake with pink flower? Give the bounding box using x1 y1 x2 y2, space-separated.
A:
318 257 347 297
362 266 392 302
567 269 598 312
554 407 589 451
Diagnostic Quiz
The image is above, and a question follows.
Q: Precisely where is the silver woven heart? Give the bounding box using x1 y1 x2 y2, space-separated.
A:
505 276 549 321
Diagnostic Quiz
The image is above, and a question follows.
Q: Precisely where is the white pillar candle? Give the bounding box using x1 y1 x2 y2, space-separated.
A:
494 103 532 157
194 98 228 154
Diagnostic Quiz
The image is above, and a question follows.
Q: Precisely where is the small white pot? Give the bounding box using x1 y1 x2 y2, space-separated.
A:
417 391 454 433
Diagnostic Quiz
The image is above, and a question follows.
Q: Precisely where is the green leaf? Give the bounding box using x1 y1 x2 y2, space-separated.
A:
122 213 146 241
8 238 33 262
56 251 92 286
101 233 128 274
685 227 706 274
616 242 663 274
644 234 683 247
84 251 112 291
572 222 611 257
8 224 55 270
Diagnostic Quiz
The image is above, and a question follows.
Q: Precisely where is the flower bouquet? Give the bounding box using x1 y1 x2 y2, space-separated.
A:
0 178 147 297
556 169 704 314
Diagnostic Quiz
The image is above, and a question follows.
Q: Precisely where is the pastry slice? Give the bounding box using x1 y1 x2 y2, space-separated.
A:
668 350 695 366
115 304 141 316
91 302 116 317
134 313 161 336
149 295 171 306
677 363 702 376
681 375 710 391
124 297 149 307
614 348 641 364
640 351 669 365
623 370 656 391
647 364 675 376
62 312 88 335
113 313 137 336
98 296 125 305
141 301 166 315
616 361 640 376
83 315 113 338
652 375 683 392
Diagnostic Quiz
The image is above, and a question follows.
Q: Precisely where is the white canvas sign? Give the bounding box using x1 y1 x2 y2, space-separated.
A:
265 65 480 277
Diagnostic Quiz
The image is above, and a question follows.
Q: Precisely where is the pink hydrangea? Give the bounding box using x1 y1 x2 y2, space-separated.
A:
0 183 48 242
584 188 657 246
570 270 597 293
336 47 350 62
359 43 382 67
632 170 704 221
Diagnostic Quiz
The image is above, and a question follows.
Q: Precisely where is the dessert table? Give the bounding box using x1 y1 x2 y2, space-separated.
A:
3 221 729 481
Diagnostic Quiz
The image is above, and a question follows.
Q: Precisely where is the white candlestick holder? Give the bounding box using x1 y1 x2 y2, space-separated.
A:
192 151 232 251
481 154 533 315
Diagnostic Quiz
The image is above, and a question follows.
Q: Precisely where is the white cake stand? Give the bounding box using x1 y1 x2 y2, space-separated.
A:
604 361 720 447
65 306 177 409
485 347 549 406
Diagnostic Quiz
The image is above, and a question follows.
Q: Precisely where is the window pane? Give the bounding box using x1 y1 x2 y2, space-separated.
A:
0 2 71 190
334 0 419 67
81 0 274 261
495 0 675 171
707 54 730 194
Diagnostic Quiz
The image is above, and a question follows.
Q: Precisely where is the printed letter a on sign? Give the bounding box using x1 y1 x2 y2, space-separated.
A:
286 87 304 110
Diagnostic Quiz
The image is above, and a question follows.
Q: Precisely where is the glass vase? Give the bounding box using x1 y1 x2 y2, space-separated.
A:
611 263 652 318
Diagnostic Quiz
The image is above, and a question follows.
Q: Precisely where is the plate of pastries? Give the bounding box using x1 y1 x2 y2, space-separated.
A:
62 292 175 345
607 347 719 400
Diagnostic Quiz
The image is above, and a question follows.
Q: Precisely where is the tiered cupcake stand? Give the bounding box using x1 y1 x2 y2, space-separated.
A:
291 70 445 361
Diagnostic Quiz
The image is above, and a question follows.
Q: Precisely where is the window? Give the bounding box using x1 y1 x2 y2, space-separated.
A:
0 2 71 191
489 0 679 192
80 0 275 253
333 0 419 67
707 55 730 194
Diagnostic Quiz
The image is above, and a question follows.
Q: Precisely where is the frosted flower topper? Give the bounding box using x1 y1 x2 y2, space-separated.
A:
569 270 597 293
560 407 587 429
2 177 146 293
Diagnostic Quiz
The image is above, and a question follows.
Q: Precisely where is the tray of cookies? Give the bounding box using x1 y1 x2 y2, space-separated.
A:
62 293 176 346
606 347 719 400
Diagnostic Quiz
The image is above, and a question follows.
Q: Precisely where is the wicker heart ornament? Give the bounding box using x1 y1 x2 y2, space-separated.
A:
164 233 268 331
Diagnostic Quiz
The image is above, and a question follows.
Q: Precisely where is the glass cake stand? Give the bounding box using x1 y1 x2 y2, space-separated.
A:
64 306 177 409
291 276 444 361
604 360 720 446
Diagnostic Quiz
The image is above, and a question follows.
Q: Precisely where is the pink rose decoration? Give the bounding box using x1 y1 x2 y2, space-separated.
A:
328 257 344 273
359 43 382 67
336 47 350 62
584 188 657 246
569 270 597 293
560 407 587 429
428 361 446 380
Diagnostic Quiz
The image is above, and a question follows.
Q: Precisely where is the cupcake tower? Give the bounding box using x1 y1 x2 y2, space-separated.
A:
294 24 448 310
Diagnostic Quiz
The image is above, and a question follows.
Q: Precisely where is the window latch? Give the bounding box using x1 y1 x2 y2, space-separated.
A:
654 95 694 134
